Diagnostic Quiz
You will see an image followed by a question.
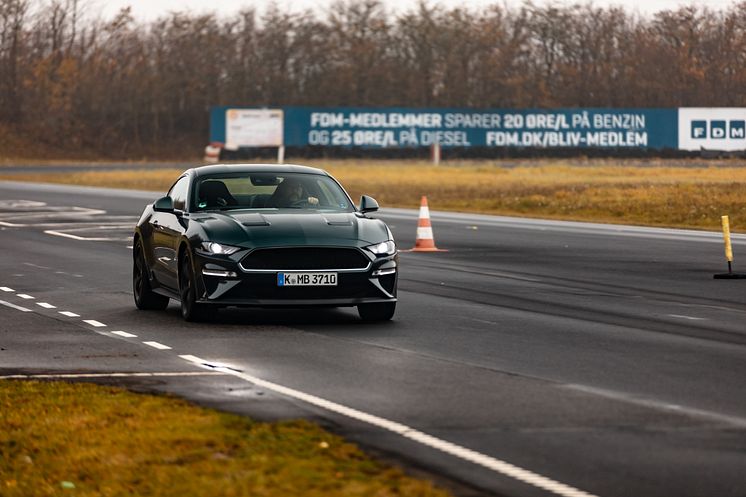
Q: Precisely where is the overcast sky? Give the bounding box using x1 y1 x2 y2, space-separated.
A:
93 0 739 21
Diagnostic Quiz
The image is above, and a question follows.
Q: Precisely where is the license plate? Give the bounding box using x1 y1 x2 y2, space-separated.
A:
277 272 338 286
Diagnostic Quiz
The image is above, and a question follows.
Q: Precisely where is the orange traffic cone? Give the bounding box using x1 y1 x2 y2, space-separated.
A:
404 196 448 252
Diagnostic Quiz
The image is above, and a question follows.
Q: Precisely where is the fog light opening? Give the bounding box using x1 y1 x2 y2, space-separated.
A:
372 268 397 277
202 269 238 278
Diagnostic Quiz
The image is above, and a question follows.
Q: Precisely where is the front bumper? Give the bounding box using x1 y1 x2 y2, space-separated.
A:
192 247 398 308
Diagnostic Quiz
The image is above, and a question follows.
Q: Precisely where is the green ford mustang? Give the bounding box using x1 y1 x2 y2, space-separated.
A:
133 164 397 322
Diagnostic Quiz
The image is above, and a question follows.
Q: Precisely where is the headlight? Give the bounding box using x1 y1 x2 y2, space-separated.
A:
367 240 396 256
200 242 240 255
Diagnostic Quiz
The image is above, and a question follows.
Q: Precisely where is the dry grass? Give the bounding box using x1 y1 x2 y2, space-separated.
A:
0 380 451 497
2 159 746 230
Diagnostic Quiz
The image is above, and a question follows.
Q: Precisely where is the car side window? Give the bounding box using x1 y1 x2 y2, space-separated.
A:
168 177 189 211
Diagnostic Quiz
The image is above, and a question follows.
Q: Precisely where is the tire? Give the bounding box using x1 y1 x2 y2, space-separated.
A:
133 240 169 310
357 302 396 322
178 249 216 322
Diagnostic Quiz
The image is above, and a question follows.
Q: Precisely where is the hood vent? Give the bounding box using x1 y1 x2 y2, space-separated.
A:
238 213 270 227
323 215 353 226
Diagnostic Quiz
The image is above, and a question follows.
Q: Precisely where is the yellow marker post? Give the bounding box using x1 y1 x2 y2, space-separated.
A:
714 215 746 279
722 215 734 265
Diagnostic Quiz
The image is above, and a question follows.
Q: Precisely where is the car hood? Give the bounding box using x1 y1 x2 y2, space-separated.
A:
190 210 388 247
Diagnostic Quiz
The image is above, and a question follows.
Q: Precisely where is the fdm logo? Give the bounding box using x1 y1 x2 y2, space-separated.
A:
691 120 746 139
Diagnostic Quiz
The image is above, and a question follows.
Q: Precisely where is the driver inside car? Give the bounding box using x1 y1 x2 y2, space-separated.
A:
268 178 319 207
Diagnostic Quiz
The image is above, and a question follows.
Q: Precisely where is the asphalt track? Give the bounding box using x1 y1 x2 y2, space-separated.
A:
1 180 745 497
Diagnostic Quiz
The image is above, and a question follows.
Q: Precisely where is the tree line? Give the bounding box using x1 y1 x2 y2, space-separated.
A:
1 0 745 156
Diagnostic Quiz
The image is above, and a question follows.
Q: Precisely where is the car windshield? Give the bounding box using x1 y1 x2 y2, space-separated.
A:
192 172 354 212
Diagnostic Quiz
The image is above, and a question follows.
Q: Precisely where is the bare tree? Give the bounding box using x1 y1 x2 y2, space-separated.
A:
3 0 746 157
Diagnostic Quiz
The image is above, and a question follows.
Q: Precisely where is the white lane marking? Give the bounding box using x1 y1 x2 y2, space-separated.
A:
0 199 46 208
177 356 238 371
23 262 51 270
417 262 541 282
0 372 228 379
143 341 172 350
111 330 138 338
0 286 14 292
44 230 125 242
82 319 107 327
14 221 133 228
468 317 500 326
177 355 598 497
564 384 746 429
58 311 80 317
0 214 136 229
59 224 134 231
0 299 32 312
667 314 706 321
178 354 204 363
16 294 34 300
0 208 108 228
0 206 106 219
0 217 115 228
36 302 56 309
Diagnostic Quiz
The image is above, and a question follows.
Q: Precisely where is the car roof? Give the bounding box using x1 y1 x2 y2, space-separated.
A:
188 163 328 177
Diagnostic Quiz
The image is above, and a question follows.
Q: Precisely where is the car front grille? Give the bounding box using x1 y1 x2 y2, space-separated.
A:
240 247 370 271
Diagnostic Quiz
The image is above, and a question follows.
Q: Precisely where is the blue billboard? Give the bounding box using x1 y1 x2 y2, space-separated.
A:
211 107 680 149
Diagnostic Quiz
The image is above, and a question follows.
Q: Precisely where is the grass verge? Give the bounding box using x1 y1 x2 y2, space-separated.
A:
1 159 745 230
0 380 451 497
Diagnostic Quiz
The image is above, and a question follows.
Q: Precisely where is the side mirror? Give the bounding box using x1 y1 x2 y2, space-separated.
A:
153 196 174 213
359 195 379 213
